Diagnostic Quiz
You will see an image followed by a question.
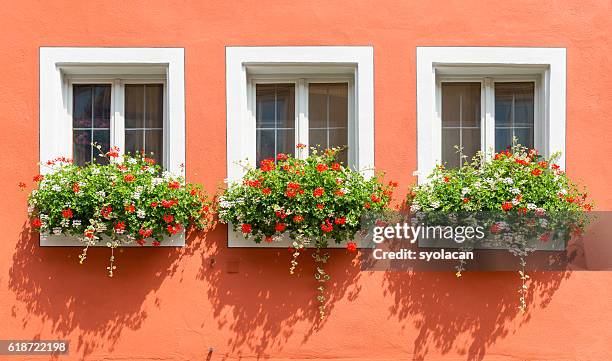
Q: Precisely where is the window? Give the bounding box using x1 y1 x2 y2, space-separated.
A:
438 78 539 168
70 81 165 167
226 46 374 247
226 46 374 184
416 47 566 183
252 79 352 166
40 47 185 174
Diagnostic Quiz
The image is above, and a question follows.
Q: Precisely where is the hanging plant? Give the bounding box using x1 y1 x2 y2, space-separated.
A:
407 143 593 312
26 145 213 276
219 145 396 318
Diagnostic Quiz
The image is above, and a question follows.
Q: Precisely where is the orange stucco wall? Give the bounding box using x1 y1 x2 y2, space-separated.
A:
1 1 611 360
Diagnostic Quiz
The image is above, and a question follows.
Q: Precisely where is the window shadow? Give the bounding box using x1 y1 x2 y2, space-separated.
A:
8 223 193 359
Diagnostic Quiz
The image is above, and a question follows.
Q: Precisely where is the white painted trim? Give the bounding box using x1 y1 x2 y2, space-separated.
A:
40 232 185 247
225 46 374 247
416 47 566 183
39 47 185 175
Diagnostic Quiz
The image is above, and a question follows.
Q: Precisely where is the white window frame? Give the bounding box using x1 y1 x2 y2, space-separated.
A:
226 46 374 247
39 47 185 247
248 74 356 165
226 46 374 182
417 46 566 184
40 47 185 174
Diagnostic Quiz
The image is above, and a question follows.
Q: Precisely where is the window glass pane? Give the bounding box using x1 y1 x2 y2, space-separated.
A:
72 84 110 166
125 84 164 165
145 84 164 128
441 82 481 167
73 85 92 128
256 129 276 164
93 85 111 128
125 85 145 129
145 129 163 165
73 130 92 165
495 82 534 151
308 83 349 164
93 130 110 165
255 84 296 165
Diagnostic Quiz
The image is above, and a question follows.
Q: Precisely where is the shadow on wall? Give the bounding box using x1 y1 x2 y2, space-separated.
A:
197 225 363 357
8 223 202 359
382 269 568 361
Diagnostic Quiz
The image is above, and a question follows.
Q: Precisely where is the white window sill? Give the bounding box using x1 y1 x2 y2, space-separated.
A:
39 231 185 247
227 227 366 248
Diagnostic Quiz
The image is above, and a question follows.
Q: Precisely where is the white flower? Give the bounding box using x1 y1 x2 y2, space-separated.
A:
461 187 470 195
132 191 141 200
96 191 106 198
92 168 100 175
127 158 137 164
72 220 82 227
503 178 514 185
539 219 548 227
410 204 421 212
162 171 172 179
223 178 231 184
559 188 568 195
60 218 70 227
27 205 34 214
511 198 520 206
96 224 107 232
527 203 537 210
40 214 49 221
78 181 86 187
148 167 156 174
474 181 482 189
510 188 521 195
52 227 62 235
430 201 441 209
137 210 146 219
341 188 350 194
52 185 62 192
152 178 164 186
485 178 495 185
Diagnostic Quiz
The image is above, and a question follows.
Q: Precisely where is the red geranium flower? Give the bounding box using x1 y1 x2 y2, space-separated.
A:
62 208 73 219
551 164 560 170
117 164 128 172
152 241 161 247
260 159 276 172
370 194 381 203
124 174 135 182
462 197 470 203
287 182 300 189
106 147 120 158
241 223 252 234
275 210 287 219
33 174 44 182
334 190 345 197
168 181 180 189
313 187 324 197
139 228 153 238
150 201 158 208
296 143 306 149
265 236 274 243
166 223 181 235
346 242 357 252
334 217 346 225
501 202 513 211
32 218 42 228
321 221 333 233
125 204 135 213
364 202 371 209
531 168 542 176
443 176 450 183
317 203 325 209
136 239 146 246
285 190 297 198
276 153 288 161
84 228 95 239
114 222 125 231
331 163 341 171
72 183 80 193
163 214 174 223
316 164 328 172
293 215 304 223
262 187 271 195
144 157 156 165
538 161 548 168
275 223 287 232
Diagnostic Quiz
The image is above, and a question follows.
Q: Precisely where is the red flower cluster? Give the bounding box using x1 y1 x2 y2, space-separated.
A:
124 204 135 213
168 181 181 189
106 146 120 158
501 202 513 211
124 174 135 182
334 217 346 225
114 222 125 231
275 223 286 232
32 218 42 228
276 153 289 161
72 183 80 193
101 206 112 218
321 220 333 233
293 215 304 223
316 164 329 172
260 159 275 172
163 214 174 223
241 223 252 234
531 168 542 176
161 199 178 208
61 208 73 219
139 228 153 238
33 174 44 182
346 242 357 252
313 187 324 197
166 223 182 235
